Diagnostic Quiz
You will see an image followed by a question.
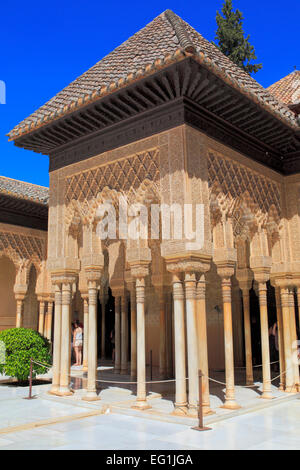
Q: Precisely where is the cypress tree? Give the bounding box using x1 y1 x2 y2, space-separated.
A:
213 0 262 75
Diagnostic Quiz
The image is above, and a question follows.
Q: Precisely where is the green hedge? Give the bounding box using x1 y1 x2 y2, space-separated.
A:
0 328 52 382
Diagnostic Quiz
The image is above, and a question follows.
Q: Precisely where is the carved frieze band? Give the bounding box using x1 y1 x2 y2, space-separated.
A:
0 230 46 265
208 152 281 236
65 149 160 204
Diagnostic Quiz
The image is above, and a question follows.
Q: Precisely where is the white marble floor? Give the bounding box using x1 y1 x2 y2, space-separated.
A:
0 397 299 450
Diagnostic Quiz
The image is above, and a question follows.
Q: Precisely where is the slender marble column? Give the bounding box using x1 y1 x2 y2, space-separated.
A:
121 294 128 374
159 289 167 378
130 285 137 378
241 288 254 385
220 277 240 409
114 296 121 374
49 284 62 394
172 273 187 415
297 286 300 328
133 277 150 409
257 283 272 399
38 300 46 335
275 287 285 390
288 289 300 390
196 275 211 414
83 283 99 400
82 295 89 372
280 288 295 392
44 300 53 341
185 272 198 415
101 297 106 359
59 282 73 396
15 298 24 328
166 291 173 378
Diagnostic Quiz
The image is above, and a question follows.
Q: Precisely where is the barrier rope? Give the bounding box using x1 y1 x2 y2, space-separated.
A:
31 359 288 388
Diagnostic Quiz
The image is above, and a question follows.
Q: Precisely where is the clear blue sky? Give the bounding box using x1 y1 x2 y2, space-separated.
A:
0 0 299 187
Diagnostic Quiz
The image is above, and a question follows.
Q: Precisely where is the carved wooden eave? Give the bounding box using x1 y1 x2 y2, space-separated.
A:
12 58 300 175
0 193 48 231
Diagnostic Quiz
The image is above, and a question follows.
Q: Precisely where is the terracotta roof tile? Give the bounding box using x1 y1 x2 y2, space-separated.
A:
0 176 49 204
267 70 300 105
8 10 299 140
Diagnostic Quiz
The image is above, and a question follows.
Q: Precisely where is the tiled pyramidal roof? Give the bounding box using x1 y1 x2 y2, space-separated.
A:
8 10 299 140
267 70 300 106
0 176 49 204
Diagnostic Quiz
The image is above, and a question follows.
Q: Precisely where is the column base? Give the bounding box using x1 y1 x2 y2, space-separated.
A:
246 380 254 386
48 385 60 396
202 405 215 416
279 383 285 391
172 404 188 416
220 399 241 410
260 391 273 399
187 406 198 418
82 392 101 401
130 372 137 379
57 387 74 397
131 400 151 410
120 368 128 375
114 368 121 374
284 385 298 393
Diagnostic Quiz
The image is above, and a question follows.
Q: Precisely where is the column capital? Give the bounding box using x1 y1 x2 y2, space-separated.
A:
13 284 28 301
272 274 294 289
129 261 149 280
165 254 211 275
214 248 237 279
50 271 78 286
250 256 272 284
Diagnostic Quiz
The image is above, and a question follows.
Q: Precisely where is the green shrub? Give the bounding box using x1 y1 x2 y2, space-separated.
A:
0 328 52 382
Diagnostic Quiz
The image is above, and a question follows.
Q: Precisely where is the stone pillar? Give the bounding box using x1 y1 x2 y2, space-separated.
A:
257 282 272 399
297 286 300 328
166 289 173 378
172 272 187 415
288 288 300 390
44 299 54 341
15 298 24 328
196 275 212 414
241 287 254 385
185 272 199 415
131 266 151 410
158 288 167 378
83 277 100 401
121 293 128 374
275 287 285 390
114 296 121 374
38 299 46 335
130 283 137 378
280 287 295 392
219 274 240 409
82 294 89 372
14 285 27 328
49 283 62 394
60 281 73 396
101 295 106 359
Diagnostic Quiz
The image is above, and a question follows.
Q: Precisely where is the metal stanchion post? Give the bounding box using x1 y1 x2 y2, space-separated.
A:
192 370 211 431
24 357 36 400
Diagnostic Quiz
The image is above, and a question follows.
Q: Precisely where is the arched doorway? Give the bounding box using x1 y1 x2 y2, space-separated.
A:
0 255 16 331
23 264 38 330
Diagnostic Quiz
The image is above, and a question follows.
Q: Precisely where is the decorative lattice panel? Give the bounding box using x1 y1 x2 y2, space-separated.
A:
208 152 281 216
65 150 159 204
0 231 45 262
